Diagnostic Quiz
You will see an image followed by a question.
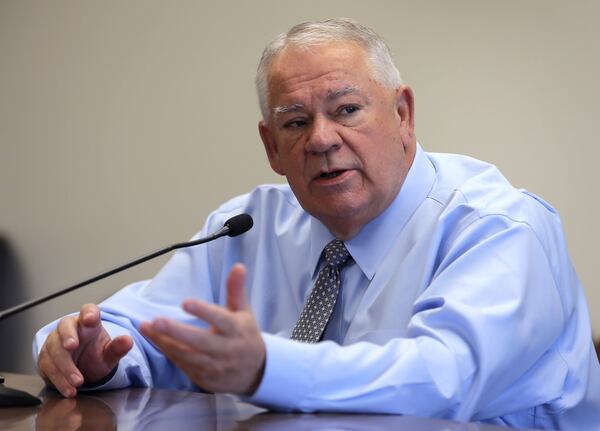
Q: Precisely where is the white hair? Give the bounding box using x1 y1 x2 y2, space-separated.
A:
255 18 403 121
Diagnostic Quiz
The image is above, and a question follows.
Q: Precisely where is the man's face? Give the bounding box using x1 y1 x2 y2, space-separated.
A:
259 42 416 239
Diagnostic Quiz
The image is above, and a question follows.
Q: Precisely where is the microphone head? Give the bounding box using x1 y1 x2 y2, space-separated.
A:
224 213 253 237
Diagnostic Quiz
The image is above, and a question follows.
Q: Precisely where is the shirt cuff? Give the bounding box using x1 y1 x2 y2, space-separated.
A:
247 333 315 411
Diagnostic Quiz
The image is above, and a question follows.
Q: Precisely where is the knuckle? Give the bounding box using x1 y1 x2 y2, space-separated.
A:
79 304 99 321
43 363 61 385
57 317 76 337
54 379 71 395
216 311 234 331
46 336 64 356
162 320 176 337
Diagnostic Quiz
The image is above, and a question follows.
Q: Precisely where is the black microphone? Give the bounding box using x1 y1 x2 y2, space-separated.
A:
0 213 252 406
0 213 253 321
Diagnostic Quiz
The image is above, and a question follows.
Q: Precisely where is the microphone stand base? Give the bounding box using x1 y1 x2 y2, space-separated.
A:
0 375 41 406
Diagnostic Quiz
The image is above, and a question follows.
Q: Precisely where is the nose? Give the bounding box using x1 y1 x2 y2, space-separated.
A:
306 115 342 154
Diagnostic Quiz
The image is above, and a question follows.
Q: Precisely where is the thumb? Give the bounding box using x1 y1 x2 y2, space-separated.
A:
226 263 249 311
102 335 134 370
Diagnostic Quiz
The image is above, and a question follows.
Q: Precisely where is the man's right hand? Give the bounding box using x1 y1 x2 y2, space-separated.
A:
37 303 133 398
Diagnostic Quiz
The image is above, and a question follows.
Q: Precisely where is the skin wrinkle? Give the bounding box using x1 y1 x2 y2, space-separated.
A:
36 36 415 401
259 41 416 240
272 86 359 119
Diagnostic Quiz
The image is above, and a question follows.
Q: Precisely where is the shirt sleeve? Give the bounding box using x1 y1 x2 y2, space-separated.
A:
33 314 154 390
249 216 572 420
31 207 236 391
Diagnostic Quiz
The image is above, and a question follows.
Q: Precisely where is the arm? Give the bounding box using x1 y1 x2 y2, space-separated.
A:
249 218 570 419
135 216 572 420
33 207 236 393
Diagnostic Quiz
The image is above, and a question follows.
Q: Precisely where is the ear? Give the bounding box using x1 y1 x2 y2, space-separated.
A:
258 120 285 175
395 85 415 136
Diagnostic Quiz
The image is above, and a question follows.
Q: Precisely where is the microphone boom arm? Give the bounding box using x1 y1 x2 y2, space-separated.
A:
0 214 251 321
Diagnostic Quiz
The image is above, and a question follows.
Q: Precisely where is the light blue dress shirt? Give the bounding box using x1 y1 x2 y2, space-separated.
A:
34 145 600 429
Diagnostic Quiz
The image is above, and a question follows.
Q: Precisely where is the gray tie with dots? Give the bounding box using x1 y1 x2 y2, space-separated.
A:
290 239 350 343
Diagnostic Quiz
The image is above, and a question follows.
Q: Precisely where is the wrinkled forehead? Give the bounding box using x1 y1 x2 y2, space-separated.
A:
282 38 362 58
265 42 373 102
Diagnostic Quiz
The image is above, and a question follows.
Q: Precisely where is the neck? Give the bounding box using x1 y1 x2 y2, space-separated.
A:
325 221 363 241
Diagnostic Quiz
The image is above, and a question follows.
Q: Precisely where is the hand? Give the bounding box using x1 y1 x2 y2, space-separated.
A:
37 303 134 398
139 263 266 395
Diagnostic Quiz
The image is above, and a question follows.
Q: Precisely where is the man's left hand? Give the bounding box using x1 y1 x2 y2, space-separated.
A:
139 263 266 395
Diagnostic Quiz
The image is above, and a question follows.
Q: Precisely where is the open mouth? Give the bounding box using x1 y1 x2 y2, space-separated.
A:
319 170 345 179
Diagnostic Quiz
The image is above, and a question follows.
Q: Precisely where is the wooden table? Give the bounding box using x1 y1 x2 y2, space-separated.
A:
0 373 529 430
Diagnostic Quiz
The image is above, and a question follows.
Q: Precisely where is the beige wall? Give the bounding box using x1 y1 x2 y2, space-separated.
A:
1 1 598 373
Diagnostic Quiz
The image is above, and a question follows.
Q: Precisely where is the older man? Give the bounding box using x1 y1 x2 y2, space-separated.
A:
34 19 599 428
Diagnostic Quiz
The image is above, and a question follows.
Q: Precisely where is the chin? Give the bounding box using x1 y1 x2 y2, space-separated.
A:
312 202 372 225
298 189 376 226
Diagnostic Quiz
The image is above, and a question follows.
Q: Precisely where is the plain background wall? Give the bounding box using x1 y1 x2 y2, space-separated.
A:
1 0 598 373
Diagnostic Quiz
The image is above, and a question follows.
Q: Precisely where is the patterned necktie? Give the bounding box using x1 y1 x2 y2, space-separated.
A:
290 239 350 343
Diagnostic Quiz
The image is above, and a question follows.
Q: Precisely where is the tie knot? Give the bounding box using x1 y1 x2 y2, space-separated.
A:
323 239 350 268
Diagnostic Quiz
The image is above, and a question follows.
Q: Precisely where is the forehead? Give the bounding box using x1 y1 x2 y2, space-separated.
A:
267 42 374 104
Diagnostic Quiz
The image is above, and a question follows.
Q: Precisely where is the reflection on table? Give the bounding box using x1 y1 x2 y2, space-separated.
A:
0 373 529 430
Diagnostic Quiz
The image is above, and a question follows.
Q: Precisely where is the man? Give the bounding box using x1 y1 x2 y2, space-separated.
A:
34 18 599 428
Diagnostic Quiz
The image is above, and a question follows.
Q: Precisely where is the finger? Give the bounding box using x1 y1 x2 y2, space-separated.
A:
140 322 192 354
56 304 101 351
44 333 84 387
146 318 227 356
57 316 82 351
182 300 237 335
140 321 228 374
77 303 103 340
38 352 78 398
102 335 134 369
226 263 249 311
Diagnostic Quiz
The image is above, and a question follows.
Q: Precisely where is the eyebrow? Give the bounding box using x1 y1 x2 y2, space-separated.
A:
272 86 361 118
272 103 304 116
326 85 358 101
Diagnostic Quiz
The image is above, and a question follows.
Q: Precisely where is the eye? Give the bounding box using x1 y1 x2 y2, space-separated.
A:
282 119 307 129
338 105 360 116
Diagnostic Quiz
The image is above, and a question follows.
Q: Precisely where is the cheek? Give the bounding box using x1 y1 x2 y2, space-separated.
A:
363 133 406 174
350 125 394 159
277 133 306 158
278 152 308 183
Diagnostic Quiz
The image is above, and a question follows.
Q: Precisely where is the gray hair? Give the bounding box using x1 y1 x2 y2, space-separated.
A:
255 18 403 121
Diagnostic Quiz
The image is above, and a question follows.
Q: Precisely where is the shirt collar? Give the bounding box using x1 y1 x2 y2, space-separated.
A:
308 143 436 280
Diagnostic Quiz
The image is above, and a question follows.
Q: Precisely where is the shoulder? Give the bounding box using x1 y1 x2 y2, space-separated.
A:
425 152 560 232
413 152 578 308
214 183 300 215
422 152 571 287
